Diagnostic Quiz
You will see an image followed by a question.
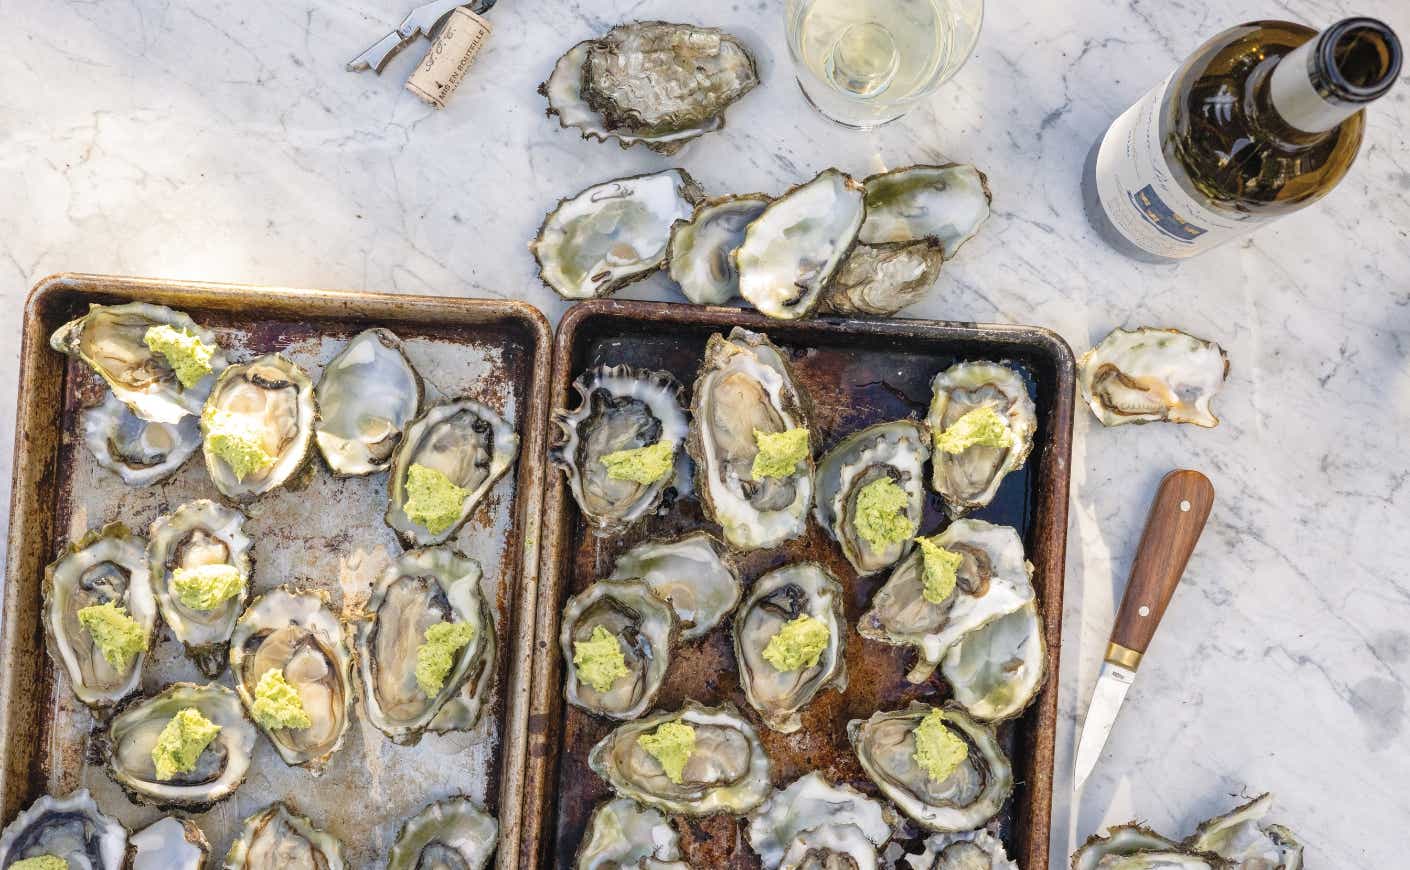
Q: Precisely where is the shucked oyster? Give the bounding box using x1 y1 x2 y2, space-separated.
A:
820 239 946 317
1185 793 1302 870
387 796 498 870
577 798 687 870
927 362 1037 515
608 532 741 640
667 194 771 305
909 830 1017 870
1071 824 1224 870
746 772 892 870
0 789 127 869
315 328 423 476
201 353 316 501
688 328 814 550
941 600 1046 722
552 366 689 535
815 420 931 576
532 170 705 300
83 392 202 486
561 578 677 720
1078 327 1229 427
223 802 345 870
859 164 992 258
131 817 210 870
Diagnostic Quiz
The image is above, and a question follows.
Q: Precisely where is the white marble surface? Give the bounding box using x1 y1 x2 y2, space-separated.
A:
2 0 1408 866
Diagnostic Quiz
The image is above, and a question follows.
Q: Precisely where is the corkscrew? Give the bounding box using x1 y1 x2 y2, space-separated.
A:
346 0 497 74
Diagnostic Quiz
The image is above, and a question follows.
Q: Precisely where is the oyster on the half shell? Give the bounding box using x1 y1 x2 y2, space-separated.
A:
815 420 931 576
0 789 127 869
201 353 316 501
387 796 498 870
83 392 202 486
314 328 423 476
1071 824 1226 870
820 240 946 317
1078 327 1229 427
608 532 741 640
859 164 992 258
223 802 345 870
927 361 1037 515
667 194 771 305
561 578 677 720
576 798 687 870
746 772 892 870
941 600 1046 722
910 830 1018 870
131 817 210 870
1185 793 1302 870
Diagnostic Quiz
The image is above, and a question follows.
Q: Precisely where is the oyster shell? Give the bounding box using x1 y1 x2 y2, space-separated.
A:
532 169 705 299
734 562 847 732
0 789 127 869
607 532 741 640
561 578 677 720
386 398 519 547
576 798 688 870
909 830 1017 870
859 518 1034 683
941 600 1046 721
848 702 1012 833
815 420 931 576
1185 794 1302 870
107 682 257 809
820 240 947 317
859 164 992 258
1078 327 1229 427
588 701 772 815
667 194 771 305
927 362 1037 515
736 169 866 320
314 328 423 476
780 827 884 870
83 392 202 486
223 802 345 870
746 772 892 870
387 796 498 870
131 817 210 870
148 499 253 676
228 588 353 773
688 328 814 550
357 547 495 743
551 366 689 535
43 523 158 707
1071 824 1225 870
50 301 226 423
201 353 316 501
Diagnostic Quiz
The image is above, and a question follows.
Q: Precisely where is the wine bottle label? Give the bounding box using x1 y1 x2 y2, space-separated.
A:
1094 77 1260 258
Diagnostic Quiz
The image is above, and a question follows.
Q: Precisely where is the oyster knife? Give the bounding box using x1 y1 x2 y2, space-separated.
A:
1073 469 1214 793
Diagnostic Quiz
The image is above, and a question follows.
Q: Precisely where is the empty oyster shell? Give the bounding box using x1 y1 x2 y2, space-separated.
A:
561 578 677 720
43 523 158 707
588 701 772 815
201 353 316 502
577 797 687 870
314 328 423 476
0 789 127 869
107 682 257 810
911 829 1017 869
859 164 992 258
927 362 1037 515
815 420 932 576
667 194 771 305
532 169 705 300
223 802 345 870
736 168 866 320
941 600 1046 722
83 392 202 486
388 796 498 870
551 366 689 535
131 817 210 870
746 772 892 870
1071 824 1224 870
820 240 947 317
1078 327 1229 427
608 532 741 640
1185 793 1302 870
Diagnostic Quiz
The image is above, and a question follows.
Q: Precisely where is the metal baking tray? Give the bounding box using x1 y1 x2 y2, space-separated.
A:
0 273 551 867
521 300 1074 869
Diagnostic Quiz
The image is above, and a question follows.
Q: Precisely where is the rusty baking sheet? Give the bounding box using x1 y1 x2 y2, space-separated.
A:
0 273 551 868
522 299 1074 869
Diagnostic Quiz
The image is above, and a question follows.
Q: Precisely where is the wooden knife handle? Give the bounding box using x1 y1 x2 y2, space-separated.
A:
1109 469 1215 657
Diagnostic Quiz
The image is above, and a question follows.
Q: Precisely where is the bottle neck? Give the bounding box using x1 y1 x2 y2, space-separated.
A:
1268 17 1401 133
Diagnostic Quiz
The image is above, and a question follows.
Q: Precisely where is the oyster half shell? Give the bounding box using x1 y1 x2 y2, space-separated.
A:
0 789 127 869
83 392 202 486
927 362 1037 515
815 420 932 576
561 578 677 720
223 802 345 870
820 239 946 317
608 532 741 640
746 772 892 870
1071 824 1227 870
1185 793 1302 870
667 194 771 305
911 829 1018 869
576 798 687 870
314 328 423 476
1078 327 1229 427
131 817 210 870
859 164 992 258
941 599 1047 722
201 353 316 502
387 796 498 870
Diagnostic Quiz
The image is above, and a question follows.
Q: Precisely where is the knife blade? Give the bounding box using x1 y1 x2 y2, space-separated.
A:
1073 469 1215 793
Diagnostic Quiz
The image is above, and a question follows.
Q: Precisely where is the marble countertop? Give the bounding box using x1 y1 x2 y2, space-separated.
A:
2 0 1407 865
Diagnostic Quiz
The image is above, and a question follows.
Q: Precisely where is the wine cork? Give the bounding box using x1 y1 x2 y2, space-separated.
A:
406 7 493 109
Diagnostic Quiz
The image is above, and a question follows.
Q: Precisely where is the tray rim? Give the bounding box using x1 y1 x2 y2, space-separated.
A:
522 297 1076 869
1 272 553 870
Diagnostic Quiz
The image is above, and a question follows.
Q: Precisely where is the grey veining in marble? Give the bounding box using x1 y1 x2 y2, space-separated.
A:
1 0 1408 866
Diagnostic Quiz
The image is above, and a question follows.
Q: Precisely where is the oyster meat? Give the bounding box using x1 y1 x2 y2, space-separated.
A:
859 518 1034 683
201 353 316 501
576 798 687 870
131 817 210 870
667 194 771 305
1071 824 1224 870
1078 327 1229 427
688 328 814 550
532 169 705 300
223 803 345 870
552 366 689 535
736 168 866 320
859 164 992 258
608 532 741 640
941 600 1046 721
908 830 1017 870
747 772 892 870
357 547 495 743
734 562 847 732
820 239 946 317
314 328 423 476
561 578 677 720
148 499 253 676
588 701 772 815
927 362 1037 515
815 420 931 576
43 523 158 707
388 796 498 870
1185 793 1302 870
83 392 202 486
0 789 127 869
107 682 257 809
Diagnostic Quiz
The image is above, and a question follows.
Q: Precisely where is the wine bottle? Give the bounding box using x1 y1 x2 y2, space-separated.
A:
1082 17 1401 263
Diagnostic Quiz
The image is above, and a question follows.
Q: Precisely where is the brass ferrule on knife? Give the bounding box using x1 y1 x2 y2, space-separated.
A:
1104 641 1143 670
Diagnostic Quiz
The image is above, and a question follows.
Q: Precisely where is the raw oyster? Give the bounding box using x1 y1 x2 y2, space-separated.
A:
552 366 689 535
357 547 495 743
1071 824 1223 870
859 164 992 258
43 523 158 707
667 194 771 305
223 802 345 870
688 328 814 550
201 353 316 501
388 796 498 870
608 532 741 640
107 682 257 809
1078 327 1229 427
734 562 847 732
848 702 1012 833
386 398 519 547
576 798 687 870
148 499 253 676
927 362 1037 515
747 772 892 870
314 328 423 476
561 578 677 720
859 519 1034 683
0 789 127 869
941 600 1046 721
50 301 226 423
736 169 866 320
780 827 884 870
815 420 931 576
228 588 353 773
909 830 1017 869
1185 794 1302 870
83 392 202 486
588 701 772 815
532 169 705 299
821 240 947 317
132 817 210 870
